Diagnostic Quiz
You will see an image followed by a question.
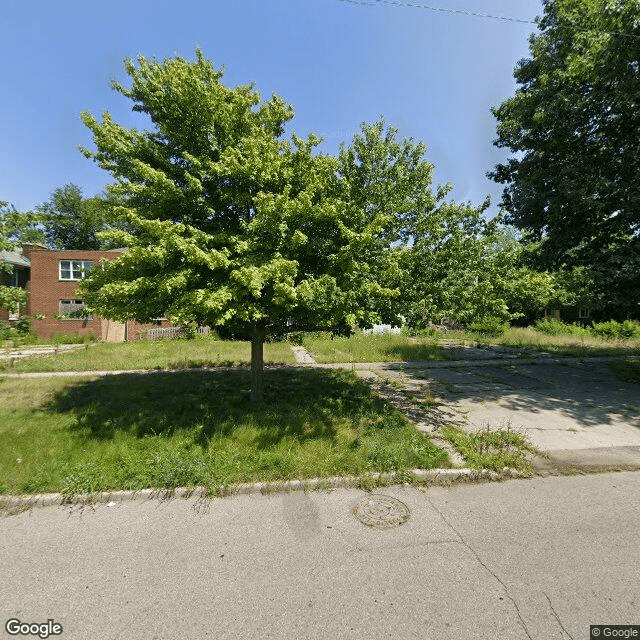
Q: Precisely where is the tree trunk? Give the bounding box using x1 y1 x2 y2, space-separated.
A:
250 324 266 403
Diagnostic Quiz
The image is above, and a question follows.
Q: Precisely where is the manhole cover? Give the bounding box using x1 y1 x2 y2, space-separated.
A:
352 495 411 529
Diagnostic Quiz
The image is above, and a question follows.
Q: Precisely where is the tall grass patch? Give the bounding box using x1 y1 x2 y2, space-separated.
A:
302 332 448 363
0 336 296 372
476 327 640 356
442 424 539 474
0 369 450 497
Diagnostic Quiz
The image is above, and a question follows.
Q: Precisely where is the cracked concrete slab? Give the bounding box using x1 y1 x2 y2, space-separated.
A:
380 358 640 470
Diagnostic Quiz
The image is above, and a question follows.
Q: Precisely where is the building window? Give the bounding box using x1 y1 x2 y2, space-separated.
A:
59 260 92 281
578 308 591 319
59 299 91 319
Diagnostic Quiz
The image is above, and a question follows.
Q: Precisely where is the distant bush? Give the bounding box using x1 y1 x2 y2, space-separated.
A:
590 320 640 339
468 317 510 337
534 318 590 337
182 325 197 340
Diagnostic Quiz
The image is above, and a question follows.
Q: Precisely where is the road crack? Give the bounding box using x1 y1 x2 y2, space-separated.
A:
426 495 534 640
544 592 574 639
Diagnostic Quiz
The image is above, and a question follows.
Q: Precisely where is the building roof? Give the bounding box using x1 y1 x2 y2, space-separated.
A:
0 250 30 268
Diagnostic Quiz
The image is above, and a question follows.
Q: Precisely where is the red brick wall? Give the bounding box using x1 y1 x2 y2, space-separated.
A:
24 246 178 341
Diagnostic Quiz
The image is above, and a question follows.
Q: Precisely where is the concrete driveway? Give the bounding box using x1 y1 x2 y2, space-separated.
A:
373 353 640 471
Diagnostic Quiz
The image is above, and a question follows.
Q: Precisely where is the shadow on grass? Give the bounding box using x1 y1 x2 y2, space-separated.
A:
46 368 390 449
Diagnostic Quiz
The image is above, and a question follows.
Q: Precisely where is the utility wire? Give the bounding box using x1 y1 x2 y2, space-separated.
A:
338 0 535 24
337 0 640 39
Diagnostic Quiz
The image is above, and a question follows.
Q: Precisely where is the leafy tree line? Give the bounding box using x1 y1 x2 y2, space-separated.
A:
489 0 640 320
0 184 122 251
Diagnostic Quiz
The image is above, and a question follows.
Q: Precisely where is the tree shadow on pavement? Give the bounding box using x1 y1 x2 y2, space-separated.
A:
406 361 640 430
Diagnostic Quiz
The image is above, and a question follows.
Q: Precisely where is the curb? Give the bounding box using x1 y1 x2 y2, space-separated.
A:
0 468 523 511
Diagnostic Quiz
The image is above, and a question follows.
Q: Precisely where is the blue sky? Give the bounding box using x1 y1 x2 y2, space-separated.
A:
1 0 543 216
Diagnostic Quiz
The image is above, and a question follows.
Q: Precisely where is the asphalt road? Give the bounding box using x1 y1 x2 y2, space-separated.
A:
2 472 639 640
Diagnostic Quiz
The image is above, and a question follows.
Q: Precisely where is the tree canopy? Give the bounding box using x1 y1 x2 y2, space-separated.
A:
0 200 45 249
489 0 640 318
0 200 37 314
79 51 419 399
36 184 116 250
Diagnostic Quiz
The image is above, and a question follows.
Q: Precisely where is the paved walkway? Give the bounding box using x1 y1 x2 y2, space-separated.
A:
290 343 640 472
0 343 87 362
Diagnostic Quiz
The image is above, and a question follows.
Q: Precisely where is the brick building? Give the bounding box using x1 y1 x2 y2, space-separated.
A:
1 243 175 341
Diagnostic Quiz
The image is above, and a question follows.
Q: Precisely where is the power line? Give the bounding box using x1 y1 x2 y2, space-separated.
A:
336 0 640 39
337 0 536 24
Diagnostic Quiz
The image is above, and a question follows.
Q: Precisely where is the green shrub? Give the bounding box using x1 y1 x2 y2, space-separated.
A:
590 320 640 339
15 316 33 336
468 317 509 337
182 325 197 340
534 317 590 337
0 321 11 341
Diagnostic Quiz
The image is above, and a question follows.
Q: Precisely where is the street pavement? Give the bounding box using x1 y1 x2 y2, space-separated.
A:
2 473 639 640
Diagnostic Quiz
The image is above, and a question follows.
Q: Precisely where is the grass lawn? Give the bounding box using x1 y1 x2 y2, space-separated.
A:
302 333 449 363
302 328 639 363
0 337 296 372
0 369 451 498
455 327 640 357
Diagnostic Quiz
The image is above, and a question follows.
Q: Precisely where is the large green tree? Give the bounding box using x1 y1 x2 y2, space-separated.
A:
489 0 640 318
79 51 411 401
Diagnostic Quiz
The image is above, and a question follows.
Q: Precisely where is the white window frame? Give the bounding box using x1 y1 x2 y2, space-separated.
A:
59 260 93 281
578 308 591 319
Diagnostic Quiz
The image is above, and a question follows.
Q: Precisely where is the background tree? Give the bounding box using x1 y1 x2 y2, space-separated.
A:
79 51 410 401
36 184 116 250
489 0 640 319
402 212 565 328
401 201 511 327
0 201 42 315
0 200 45 248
